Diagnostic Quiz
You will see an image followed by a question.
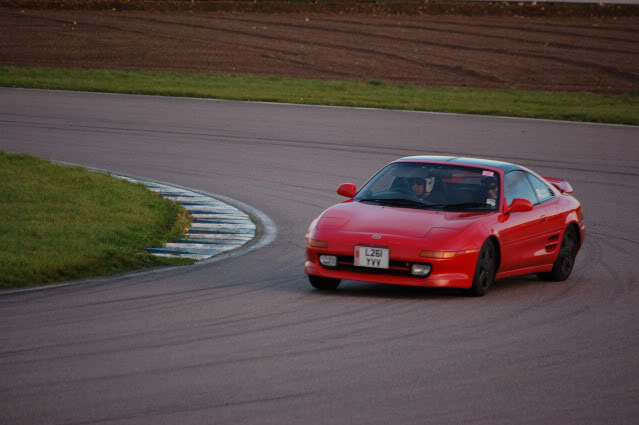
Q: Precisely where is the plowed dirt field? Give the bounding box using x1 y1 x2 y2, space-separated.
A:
1 6 638 93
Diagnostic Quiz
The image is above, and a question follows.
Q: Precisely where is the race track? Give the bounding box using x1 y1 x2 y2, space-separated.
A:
1 88 638 425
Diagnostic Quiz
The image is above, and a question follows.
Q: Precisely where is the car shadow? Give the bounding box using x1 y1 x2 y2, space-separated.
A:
313 281 465 300
306 274 566 300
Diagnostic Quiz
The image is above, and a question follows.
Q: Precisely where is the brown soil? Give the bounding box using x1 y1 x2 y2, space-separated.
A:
1 1 638 93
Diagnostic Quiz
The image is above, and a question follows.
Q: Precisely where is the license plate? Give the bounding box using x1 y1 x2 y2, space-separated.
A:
354 246 389 269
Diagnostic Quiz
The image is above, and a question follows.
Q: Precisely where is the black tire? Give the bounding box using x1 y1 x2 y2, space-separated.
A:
538 226 578 282
469 239 497 297
308 275 341 290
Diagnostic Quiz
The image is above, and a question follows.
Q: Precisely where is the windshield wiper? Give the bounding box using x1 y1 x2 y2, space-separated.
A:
357 198 384 205
358 198 434 209
359 198 419 206
441 202 489 210
358 199 491 211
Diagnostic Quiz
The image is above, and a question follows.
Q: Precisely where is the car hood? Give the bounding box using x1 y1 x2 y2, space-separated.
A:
318 200 486 238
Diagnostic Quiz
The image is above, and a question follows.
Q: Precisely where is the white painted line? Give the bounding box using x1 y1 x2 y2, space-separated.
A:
186 233 253 241
182 205 245 213
162 196 217 202
190 223 255 230
176 238 244 245
165 243 243 250
194 219 254 224
151 253 212 260
191 214 250 220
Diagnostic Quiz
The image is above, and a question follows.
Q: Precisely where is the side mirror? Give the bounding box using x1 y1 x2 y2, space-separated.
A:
337 183 357 198
505 198 533 214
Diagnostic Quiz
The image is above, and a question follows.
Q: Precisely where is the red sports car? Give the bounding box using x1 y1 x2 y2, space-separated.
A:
305 156 585 296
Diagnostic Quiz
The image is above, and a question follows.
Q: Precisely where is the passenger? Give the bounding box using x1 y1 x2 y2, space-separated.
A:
481 176 499 206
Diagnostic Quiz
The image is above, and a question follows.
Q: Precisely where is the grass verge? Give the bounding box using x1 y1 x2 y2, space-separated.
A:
1 65 638 125
0 152 193 289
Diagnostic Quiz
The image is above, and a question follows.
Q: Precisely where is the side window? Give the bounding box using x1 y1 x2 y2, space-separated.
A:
504 171 538 206
526 173 555 204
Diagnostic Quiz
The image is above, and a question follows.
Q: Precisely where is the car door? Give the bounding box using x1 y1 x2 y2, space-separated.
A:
498 171 555 272
525 172 564 261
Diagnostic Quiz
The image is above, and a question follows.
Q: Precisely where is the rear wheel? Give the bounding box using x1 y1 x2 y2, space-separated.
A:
469 240 497 297
308 275 341 290
538 226 578 282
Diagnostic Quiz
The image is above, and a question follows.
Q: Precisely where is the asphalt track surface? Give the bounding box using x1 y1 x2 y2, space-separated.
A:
1 88 638 425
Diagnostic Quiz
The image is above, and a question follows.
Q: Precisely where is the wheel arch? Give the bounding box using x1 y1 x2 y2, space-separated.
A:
487 235 501 274
566 221 582 252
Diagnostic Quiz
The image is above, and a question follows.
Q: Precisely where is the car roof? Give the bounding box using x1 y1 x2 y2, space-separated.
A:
397 155 522 173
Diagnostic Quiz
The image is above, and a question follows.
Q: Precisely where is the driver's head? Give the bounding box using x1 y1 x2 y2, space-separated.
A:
408 177 425 196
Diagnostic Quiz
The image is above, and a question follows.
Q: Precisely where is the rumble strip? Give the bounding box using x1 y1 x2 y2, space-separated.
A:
113 176 256 260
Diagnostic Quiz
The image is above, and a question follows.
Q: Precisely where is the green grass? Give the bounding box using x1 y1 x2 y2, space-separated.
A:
1 65 638 125
0 152 193 289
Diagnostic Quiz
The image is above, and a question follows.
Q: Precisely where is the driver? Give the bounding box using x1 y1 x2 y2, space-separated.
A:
408 177 426 198
408 176 438 200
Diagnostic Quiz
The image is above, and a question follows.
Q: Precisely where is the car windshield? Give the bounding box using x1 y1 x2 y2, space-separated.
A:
354 162 500 212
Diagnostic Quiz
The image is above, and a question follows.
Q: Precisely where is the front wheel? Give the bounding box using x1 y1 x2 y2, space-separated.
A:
308 275 341 290
468 239 497 297
538 226 578 282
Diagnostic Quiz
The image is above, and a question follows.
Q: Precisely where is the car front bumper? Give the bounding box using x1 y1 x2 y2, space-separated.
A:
305 245 478 289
